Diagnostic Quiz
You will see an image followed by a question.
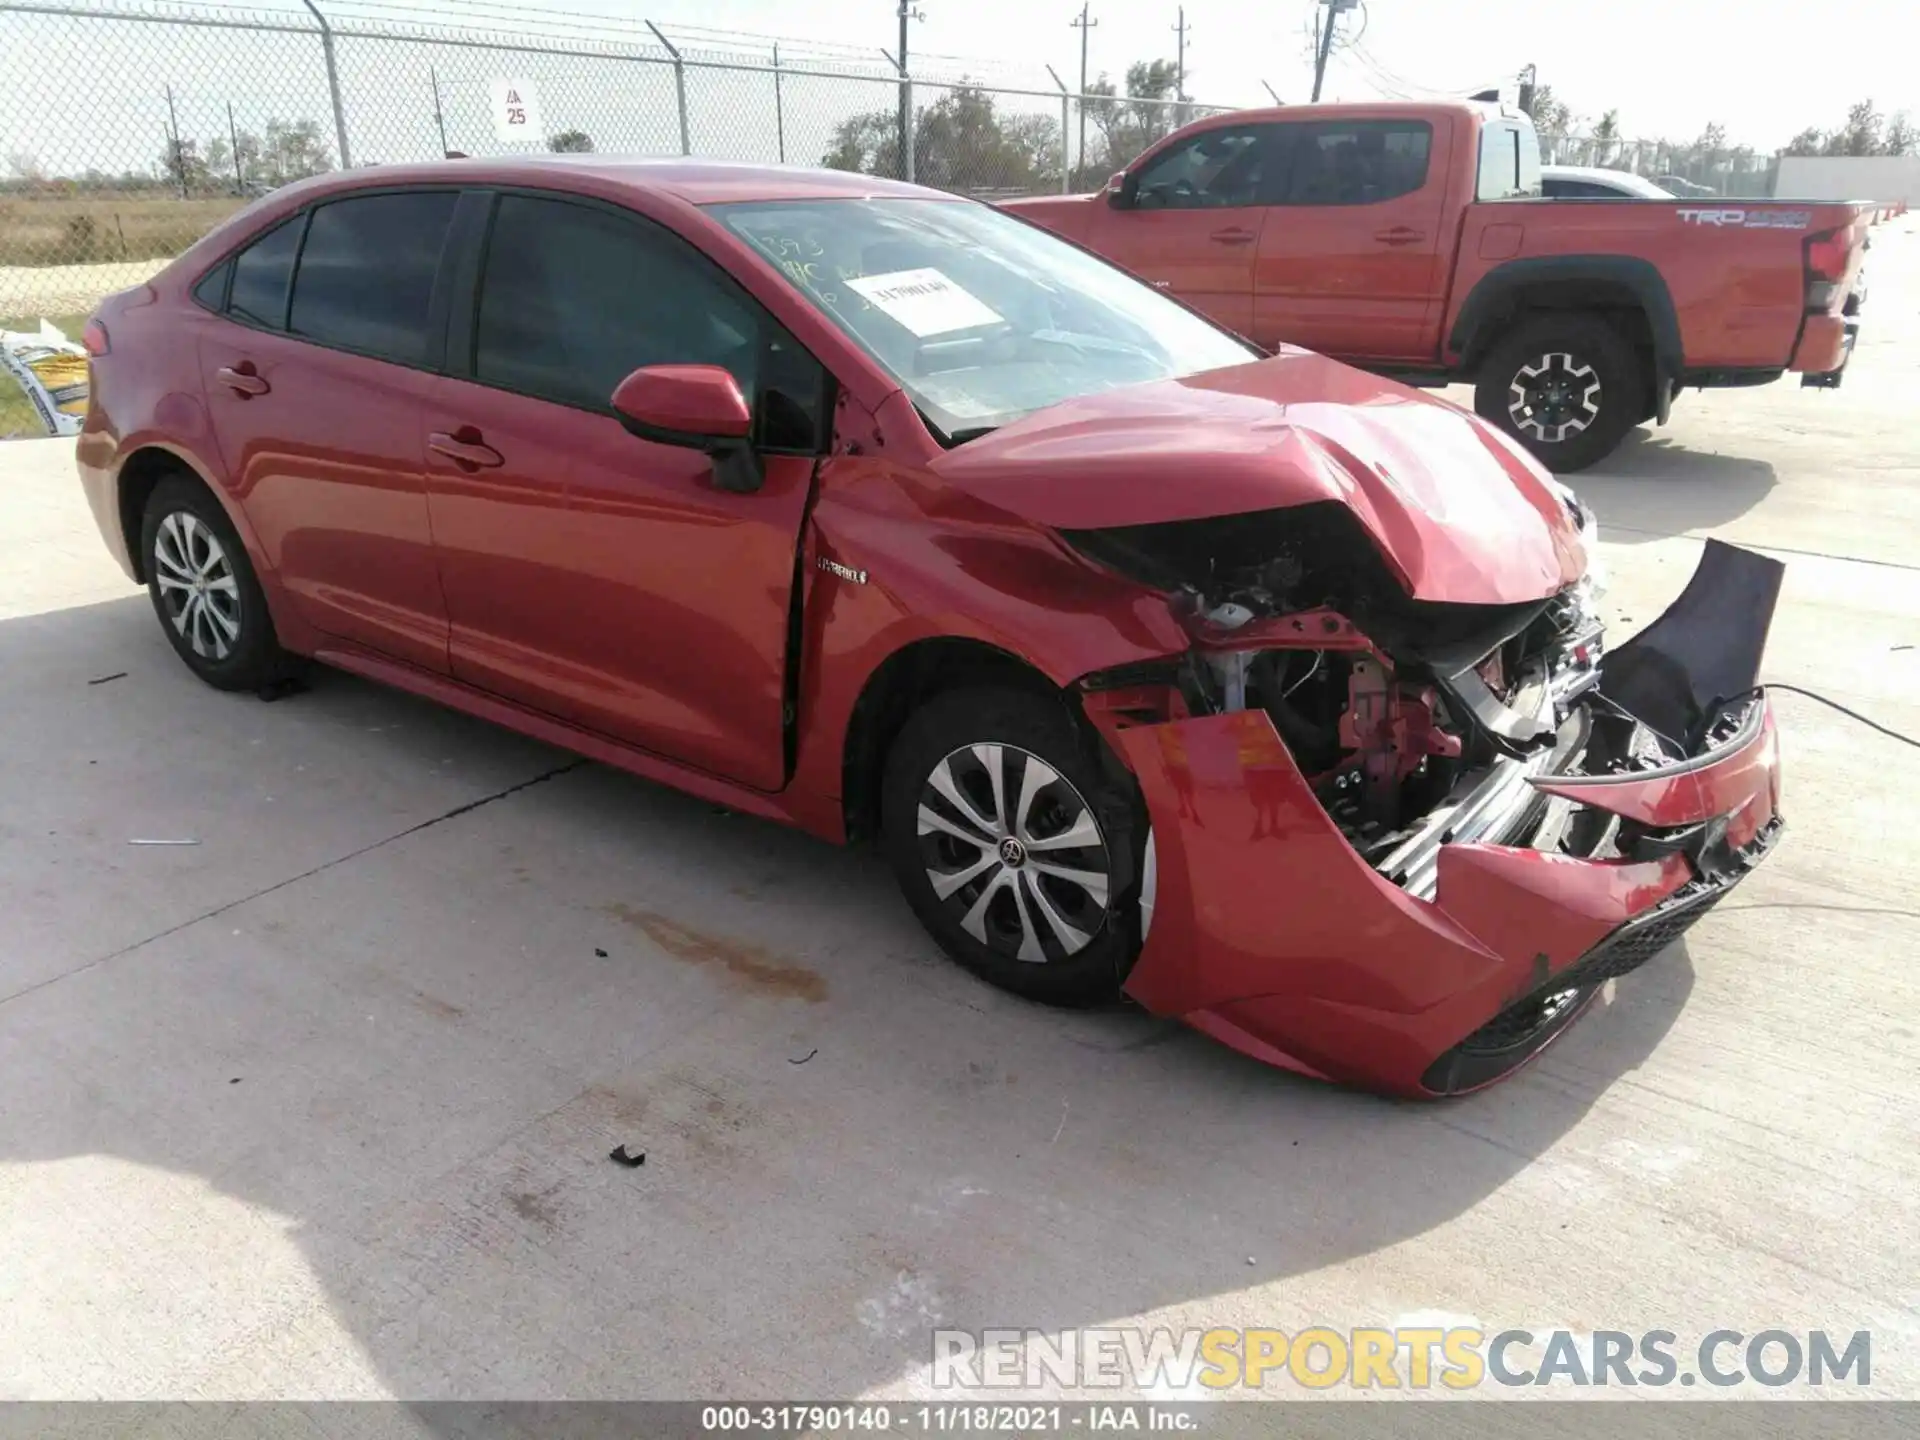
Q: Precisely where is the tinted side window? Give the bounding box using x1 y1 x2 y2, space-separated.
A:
226 218 302 328
289 192 457 365
1285 122 1432 205
1131 126 1274 210
474 194 825 449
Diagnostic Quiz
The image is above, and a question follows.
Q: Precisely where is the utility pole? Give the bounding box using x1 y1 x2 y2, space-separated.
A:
165 84 186 199
1311 0 1357 104
1069 4 1097 177
1517 62 1538 117
896 1 924 184
227 100 244 194
1171 6 1189 104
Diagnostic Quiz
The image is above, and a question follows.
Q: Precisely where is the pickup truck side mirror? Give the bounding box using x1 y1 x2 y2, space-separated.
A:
1105 170 1132 209
611 363 764 494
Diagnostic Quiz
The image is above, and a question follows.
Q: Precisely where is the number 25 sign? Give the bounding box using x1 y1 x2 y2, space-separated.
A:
489 78 546 144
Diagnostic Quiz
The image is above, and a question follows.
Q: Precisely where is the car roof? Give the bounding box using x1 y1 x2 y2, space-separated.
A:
1541 164 1673 197
276 155 939 206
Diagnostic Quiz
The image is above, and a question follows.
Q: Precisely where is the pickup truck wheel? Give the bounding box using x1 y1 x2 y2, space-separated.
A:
1475 316 1640 473
881 687 1143 1008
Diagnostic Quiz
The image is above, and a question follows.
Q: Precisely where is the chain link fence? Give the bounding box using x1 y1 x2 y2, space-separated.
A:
0 0 1231 333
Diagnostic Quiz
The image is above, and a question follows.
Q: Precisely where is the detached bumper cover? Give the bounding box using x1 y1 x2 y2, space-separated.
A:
1113 542 1785 1098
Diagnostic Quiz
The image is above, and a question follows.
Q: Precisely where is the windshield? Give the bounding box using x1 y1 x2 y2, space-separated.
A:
711 197 1257 440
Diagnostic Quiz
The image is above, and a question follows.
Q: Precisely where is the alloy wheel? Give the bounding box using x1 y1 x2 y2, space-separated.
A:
915 742 1113 964
1508 351 1602 443
153 510 242 662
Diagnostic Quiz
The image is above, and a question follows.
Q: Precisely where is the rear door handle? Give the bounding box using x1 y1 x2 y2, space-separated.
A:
215 364 269 397
1209 227 1258 245
1374 227 1425 246
428 429 504 469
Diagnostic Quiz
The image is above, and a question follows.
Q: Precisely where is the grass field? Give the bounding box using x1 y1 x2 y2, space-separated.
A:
0 194 245 268
2 310 91 440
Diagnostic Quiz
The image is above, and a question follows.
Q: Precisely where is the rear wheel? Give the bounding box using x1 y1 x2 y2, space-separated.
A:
881 687 1143 1007
140 474 287 691
1474 314 1642 473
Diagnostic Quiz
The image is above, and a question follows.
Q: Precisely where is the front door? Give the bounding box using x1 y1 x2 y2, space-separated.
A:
1085 121 1284 342
196 191 460 672
423 192 827 792
1252 118 1453 361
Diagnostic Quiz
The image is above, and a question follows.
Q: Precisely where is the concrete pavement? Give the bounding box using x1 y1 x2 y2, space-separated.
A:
2 223 1918 1407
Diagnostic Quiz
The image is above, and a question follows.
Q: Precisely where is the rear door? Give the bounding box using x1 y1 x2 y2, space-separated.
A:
195 189 460 672
1251 117 1452 360
1083 121 1287 340
422 191 827 792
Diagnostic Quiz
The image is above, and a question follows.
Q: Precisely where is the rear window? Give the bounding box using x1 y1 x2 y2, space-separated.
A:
289 192 457 365
1284 121 1432 205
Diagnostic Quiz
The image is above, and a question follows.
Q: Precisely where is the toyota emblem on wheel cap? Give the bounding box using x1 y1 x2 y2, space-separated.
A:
998 837 1027 868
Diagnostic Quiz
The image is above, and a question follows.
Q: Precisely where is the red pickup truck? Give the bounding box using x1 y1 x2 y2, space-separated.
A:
1004 100 1870 471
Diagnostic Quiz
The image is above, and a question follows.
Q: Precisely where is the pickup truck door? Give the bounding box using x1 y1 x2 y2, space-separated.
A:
1252 117 1454 362
1082 121 1286 341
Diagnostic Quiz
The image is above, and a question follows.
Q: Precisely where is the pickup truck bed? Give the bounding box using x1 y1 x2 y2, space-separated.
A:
1005 101 1871 471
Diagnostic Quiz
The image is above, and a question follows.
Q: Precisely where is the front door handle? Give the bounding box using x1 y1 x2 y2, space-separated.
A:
1209 227 1258 245
215 364 269 397
428 429 504 470
1374 227 1425 246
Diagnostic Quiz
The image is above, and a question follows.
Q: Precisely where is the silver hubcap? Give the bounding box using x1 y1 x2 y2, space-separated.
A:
916 743 1112 964
1509 352 1602 443
154 511 241 661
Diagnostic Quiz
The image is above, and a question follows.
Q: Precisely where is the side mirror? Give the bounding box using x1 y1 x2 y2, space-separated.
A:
1106 170 1131 208
610 364 762 493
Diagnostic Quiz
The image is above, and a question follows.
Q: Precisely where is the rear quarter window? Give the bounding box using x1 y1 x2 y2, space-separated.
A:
1478 120 1543 201
226 216 304 328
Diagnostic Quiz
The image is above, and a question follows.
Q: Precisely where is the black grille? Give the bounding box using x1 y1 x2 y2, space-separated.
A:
1457 986 1585 1055
1423 814 1783 1095
1561 880 1725 987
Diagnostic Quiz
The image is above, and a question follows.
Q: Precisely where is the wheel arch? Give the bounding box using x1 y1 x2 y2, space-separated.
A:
1451 256 1680 387
839 636 1067 845
115 443 244 585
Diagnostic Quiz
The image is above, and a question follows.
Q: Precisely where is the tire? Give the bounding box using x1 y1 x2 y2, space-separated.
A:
139 473 288 691
881 687 1144 1007
1474 314 1643 473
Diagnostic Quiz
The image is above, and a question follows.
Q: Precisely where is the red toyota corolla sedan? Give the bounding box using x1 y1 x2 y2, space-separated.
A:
76 158 1784 1097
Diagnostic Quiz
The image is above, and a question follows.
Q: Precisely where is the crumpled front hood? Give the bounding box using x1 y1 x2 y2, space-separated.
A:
928 351 1587 605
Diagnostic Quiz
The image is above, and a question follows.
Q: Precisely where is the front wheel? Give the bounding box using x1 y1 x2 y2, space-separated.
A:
1474 315 1643 473
880 687 1144 1007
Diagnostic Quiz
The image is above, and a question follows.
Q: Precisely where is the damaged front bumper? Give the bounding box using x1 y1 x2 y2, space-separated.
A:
1104 541 1786 1098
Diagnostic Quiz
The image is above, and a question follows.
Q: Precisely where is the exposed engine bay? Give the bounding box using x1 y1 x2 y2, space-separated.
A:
1067 502 1782 899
